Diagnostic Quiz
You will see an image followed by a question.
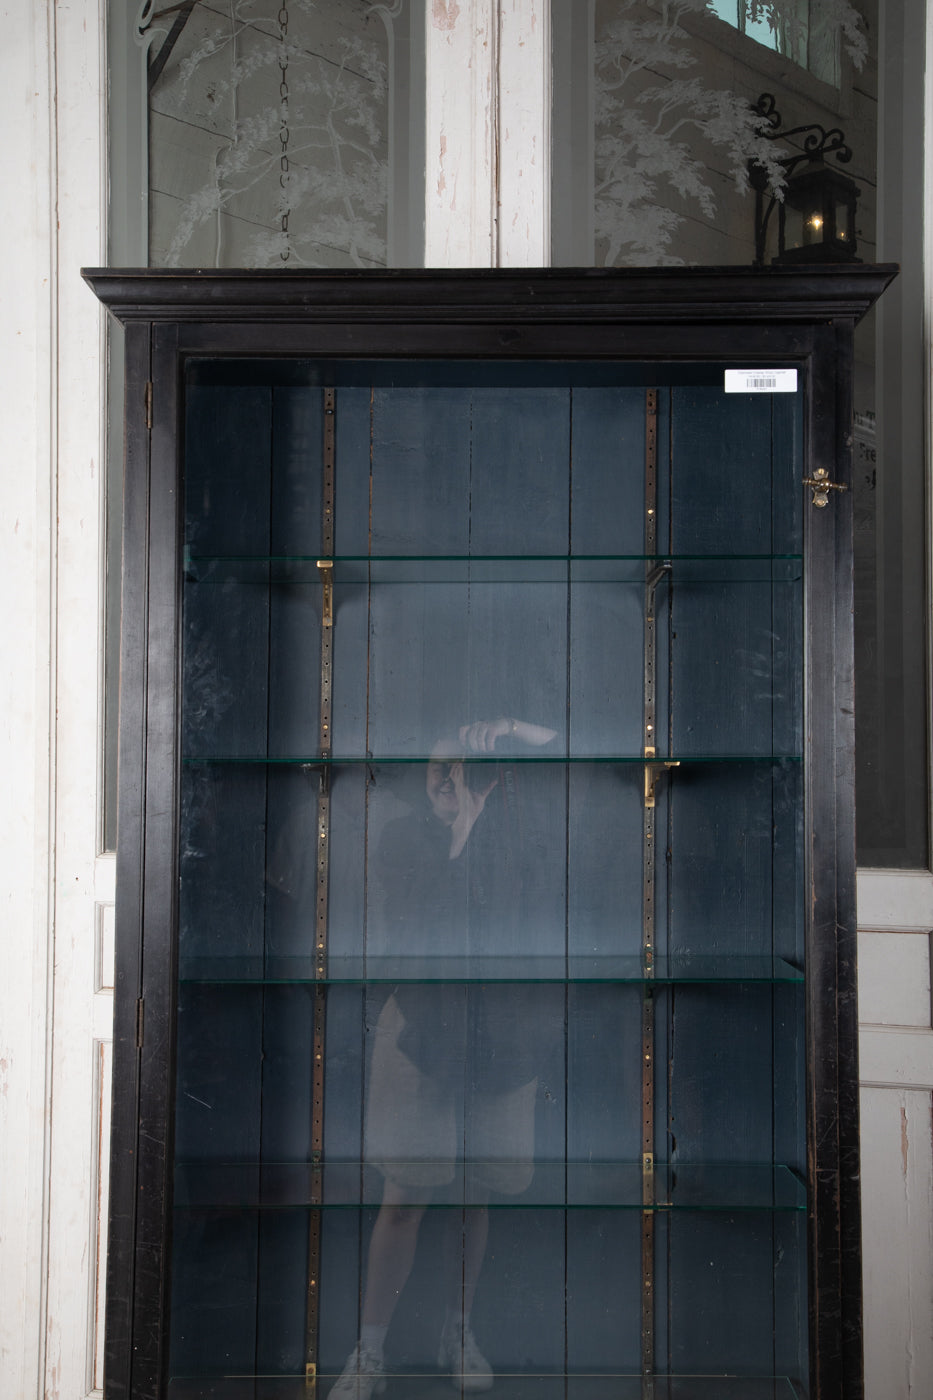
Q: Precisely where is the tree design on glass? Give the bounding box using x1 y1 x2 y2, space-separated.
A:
143 0 390 269
593 0 867 267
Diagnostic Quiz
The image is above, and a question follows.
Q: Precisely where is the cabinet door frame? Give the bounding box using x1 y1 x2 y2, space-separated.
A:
86 265 896 1400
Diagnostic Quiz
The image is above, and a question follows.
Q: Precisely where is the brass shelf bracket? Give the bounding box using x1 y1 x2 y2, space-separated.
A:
317 560 334 628
644 758 680 810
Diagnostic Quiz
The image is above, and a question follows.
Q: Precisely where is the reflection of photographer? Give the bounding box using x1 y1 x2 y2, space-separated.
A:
331 717 556 1400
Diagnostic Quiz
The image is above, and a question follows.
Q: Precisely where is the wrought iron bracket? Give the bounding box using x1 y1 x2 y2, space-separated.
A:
144 1 198 93
749 92 854 266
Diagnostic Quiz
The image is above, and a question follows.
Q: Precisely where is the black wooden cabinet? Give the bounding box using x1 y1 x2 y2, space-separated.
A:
86 267 895 1400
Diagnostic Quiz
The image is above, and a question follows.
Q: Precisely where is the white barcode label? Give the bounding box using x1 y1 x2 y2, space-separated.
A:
724 368 798 394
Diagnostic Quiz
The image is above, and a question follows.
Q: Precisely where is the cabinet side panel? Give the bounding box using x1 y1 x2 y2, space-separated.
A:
805 323 862 1399
131 322 183 1397
105 320 152 1400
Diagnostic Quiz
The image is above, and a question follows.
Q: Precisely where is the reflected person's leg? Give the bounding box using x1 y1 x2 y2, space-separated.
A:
361 1180 427 1327
441 1205 489 1317
439 1203 493 1392
330 1181 426 1400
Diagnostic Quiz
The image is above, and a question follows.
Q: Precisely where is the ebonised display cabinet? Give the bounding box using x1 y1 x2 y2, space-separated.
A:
86 266 896 1400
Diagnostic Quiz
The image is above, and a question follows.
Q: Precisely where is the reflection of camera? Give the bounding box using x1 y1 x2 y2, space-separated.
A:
444 757 486 780
439 754 498 794
426 745 499 828
466 759 499 794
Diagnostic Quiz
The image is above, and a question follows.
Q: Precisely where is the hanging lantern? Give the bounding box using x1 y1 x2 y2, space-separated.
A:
750 93 861 267
776 158 860 264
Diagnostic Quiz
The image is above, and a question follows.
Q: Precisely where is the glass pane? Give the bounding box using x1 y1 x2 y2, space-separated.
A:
833 192 853 246
551 0 928 867
172 360 807 1393
553 0 874 267
141 0 420 268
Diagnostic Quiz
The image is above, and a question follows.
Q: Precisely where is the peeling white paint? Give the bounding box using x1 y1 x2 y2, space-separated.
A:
432 0 462 32
425 0 548 267
0 5 113 1400
425 0 496 264
861 1086 933 1397
1 1 57 1393
496 0 549 265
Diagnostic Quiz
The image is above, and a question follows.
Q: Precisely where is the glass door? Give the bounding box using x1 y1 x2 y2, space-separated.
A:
172 359 806 1398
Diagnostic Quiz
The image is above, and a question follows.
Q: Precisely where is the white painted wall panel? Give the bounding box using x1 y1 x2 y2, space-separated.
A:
861 1026 933 1089
497 0 550 264
13 4 113 1400
859 930 932 1027
424 0 550 267
0 3 55 1397
91 1039 113 1395
859 871 933 1399
858 869 933 929
861 1086 933 1399
425 0 497 265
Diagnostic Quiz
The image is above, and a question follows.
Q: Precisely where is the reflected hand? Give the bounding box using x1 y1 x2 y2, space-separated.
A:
459 717 558 752
448 760 498 859
459 718 512 753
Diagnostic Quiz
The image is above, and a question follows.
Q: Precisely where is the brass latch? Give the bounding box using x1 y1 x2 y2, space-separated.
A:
803 467 847 508
316 560 333 627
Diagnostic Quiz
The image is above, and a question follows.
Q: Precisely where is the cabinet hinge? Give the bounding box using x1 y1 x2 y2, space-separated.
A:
136 998 145 1048
145 381 153 430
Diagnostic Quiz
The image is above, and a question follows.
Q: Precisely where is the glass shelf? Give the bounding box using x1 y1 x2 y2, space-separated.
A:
166 1373 806 1399
177 954 803 986
173 1161 806 1213
182 753 803 768
183 552 803 586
